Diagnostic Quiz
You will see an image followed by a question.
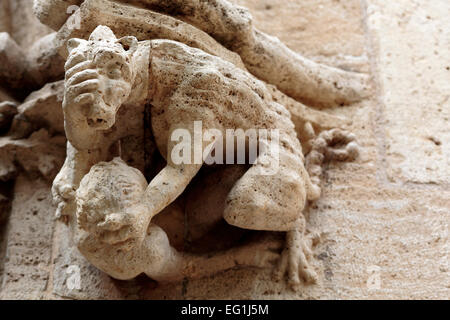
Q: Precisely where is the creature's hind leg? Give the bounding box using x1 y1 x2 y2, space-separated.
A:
224 134 308 232
224 134 319 288
273 225 320 288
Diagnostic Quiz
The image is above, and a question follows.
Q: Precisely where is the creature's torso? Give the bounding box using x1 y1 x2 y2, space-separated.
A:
147 40 300 159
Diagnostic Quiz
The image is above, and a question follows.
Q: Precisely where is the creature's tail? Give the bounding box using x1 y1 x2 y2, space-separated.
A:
305 128 360 194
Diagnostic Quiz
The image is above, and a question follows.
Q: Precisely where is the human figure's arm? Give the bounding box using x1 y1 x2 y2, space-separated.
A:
52 141 102 218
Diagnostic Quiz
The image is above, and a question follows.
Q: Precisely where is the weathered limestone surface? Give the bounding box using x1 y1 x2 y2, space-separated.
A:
0 175 55 299
52 218 138 300
0 0 448 300
0 32 28 90
230 0 369 73
365 0 450 185
7 0 52 50
26 33 66 86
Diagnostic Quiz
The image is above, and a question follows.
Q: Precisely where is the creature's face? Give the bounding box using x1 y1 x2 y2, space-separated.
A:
63 26 138 148
84 44 133 129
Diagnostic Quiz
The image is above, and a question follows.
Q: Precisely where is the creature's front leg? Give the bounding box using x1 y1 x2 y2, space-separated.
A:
141 122 207 226
52 142 102 218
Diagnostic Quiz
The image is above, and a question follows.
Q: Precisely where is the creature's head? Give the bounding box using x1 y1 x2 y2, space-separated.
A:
76 158 148 249
64 26 138 146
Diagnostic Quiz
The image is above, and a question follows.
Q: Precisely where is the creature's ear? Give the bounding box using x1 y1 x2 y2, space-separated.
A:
117 36 138 56
67 38 83 54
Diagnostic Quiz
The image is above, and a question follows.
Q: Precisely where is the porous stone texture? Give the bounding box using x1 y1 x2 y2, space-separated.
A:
0 32 28 91
6 0 52 50
230 0 369 73
364 0 450 185
13 81 65 136
0 175 55 299
0 0 448 300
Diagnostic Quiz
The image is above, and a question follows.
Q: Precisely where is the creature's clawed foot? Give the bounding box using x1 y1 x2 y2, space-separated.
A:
273 229 320 290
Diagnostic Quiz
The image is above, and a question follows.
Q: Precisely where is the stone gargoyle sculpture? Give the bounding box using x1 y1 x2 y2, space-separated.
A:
52 24 360 289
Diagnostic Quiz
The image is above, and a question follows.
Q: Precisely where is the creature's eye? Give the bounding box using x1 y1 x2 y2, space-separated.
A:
107 65 123 79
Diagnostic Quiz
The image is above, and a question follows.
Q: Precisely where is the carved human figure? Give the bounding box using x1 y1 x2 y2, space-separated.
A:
53 26 358 288
75 157 283 281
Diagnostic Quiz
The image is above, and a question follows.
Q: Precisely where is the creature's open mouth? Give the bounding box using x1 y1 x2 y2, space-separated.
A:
86 101 116 130
87 117 108 128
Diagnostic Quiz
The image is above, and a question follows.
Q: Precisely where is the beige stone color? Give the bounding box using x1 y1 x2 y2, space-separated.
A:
33 0 371 108
0 0 447 300
52 25 358 288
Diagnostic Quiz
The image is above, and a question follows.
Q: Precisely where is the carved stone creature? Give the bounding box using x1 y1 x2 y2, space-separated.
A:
53 26 359 288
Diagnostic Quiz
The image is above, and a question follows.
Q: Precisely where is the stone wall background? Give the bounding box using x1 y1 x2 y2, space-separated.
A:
0 0 448 299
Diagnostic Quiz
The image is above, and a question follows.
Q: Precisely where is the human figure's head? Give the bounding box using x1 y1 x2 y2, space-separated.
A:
76 157 148 247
